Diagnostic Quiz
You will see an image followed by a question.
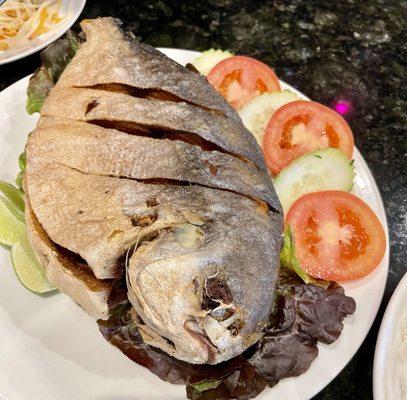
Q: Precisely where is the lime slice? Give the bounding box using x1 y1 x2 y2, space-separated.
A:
11 232 56 294
0 180 24 212
0 196 26 246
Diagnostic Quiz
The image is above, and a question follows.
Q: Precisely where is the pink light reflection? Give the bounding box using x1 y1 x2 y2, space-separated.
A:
334 101 351 115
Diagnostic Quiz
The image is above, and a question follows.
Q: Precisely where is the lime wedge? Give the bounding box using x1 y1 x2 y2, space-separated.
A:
0 196 26 246
11 232 56 294
0 180 25 213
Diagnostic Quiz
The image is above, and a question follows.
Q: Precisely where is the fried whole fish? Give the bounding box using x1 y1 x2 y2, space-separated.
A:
25 17 283 364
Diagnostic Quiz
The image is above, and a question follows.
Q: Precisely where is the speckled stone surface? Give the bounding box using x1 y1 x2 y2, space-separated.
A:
0 0 406 398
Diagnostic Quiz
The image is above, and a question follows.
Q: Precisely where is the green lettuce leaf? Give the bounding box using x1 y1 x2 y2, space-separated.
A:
15 152 27 190
18 152 26 171
26 30 82 114
189 380 222 392
26 67 54 114
280 226 331 289
15 172 24 191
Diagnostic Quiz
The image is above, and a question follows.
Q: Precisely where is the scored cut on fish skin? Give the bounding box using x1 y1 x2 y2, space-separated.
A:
29 117 280 210
56 17 267 171
41 87 266 172
25 16 284 365
58 18 233 116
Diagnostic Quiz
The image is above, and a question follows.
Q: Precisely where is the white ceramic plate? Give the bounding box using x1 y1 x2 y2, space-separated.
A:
0 0 86 65
0 48 389 400
373 272 407 400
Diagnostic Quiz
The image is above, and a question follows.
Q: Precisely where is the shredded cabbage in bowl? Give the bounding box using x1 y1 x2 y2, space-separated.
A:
0 0 70 51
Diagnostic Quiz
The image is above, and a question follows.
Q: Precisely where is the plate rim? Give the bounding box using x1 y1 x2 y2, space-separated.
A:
0 0 87 66
0 47 390 400
373 271 407 399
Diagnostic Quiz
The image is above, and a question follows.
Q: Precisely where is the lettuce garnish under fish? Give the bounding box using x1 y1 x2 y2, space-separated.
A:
98 268 355 400
26 30 83 114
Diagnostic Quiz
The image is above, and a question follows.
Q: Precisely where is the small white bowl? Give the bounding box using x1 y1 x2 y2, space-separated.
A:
374 272 407 400
0 0 86 65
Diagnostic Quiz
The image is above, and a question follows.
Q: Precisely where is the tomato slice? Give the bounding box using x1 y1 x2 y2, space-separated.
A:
286 191 386 281
207 56 281 109
263 100 354 174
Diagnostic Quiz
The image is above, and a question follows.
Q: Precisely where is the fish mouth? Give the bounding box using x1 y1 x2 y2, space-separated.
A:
129 285 247 365
126 229 249 364
183 273 247 364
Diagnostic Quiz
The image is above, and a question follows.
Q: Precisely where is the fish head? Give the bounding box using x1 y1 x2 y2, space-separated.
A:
126 191 281 364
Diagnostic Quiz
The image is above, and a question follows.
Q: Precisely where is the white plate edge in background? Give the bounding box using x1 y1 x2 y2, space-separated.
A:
0 0 86 65
373 272 407 400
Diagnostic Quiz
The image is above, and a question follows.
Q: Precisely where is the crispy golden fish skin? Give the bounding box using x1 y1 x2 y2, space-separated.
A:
56 17 266 172
42 87 266 173
25 16 283 364
29 117 280 210
25 199 116 319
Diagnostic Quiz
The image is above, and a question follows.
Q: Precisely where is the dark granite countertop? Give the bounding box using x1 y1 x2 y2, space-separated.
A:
0 0 405 398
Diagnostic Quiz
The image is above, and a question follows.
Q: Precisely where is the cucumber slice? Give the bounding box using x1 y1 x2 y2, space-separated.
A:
11 232 56 294
192 49 233 76
274 148 355 213
238 90 300 145
0 195 26 246
0 180 24 212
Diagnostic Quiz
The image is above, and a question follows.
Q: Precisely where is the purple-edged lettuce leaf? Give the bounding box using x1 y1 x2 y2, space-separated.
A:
248 269 355 385
26 30 83 114
248 332 318 387
98 305 188 384
97 267 355 400
98 305 248 386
